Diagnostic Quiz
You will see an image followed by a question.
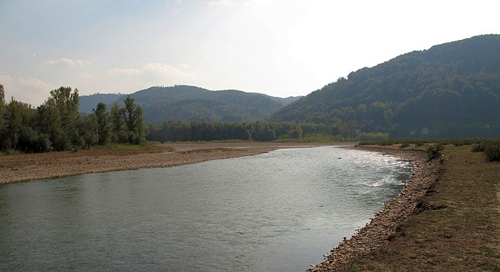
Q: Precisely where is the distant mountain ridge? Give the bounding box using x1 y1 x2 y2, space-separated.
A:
79 93 123 114
269 34 500 138
79 85 301 124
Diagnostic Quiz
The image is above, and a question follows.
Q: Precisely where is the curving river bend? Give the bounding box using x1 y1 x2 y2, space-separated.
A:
0 146 411 271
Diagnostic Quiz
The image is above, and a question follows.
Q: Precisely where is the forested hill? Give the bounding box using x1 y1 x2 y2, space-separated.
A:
269 34 500 138
80 85 301 124
79 93 122 113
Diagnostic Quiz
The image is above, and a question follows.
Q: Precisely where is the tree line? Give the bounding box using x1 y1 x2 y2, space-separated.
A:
147 120 387 143
0 85 146 153
1 84 388 154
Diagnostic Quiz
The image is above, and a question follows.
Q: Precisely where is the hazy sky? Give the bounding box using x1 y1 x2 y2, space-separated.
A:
1 0 498 106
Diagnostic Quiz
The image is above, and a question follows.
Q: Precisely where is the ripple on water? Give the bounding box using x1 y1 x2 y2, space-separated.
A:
0 146 411 272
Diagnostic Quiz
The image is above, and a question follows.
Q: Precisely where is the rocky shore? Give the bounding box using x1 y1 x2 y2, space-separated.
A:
309 146 441 271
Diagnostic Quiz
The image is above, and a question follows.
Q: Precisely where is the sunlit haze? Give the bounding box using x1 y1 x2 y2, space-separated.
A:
1 0 498 106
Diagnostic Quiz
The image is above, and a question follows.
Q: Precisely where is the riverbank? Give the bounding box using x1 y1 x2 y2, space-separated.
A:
309 145 441 271
0 142 330 184
310 144 500 271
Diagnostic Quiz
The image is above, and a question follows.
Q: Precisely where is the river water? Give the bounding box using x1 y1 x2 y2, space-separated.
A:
0 147 411 272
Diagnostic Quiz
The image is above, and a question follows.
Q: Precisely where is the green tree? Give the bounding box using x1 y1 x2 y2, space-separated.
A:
110 102 127 143
75 113 98 149
35 87 81 150
49 87 80 144
123 96 146 144
3 98 36 150
133 105 146 144
93 102 110 145
0 84 5 144
36 98 67 150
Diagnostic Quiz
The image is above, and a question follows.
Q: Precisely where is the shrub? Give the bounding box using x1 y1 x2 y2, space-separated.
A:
426 144 444 161
400 143 410 148
484 144 500 161
471 143 485 152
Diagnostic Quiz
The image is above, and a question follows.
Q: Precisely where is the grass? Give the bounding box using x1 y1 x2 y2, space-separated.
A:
343 145 500 271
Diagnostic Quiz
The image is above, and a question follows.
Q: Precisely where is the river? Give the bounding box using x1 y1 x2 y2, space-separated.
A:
0 146 411 271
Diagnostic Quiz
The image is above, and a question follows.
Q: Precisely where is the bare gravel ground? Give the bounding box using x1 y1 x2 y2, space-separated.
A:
0 142 328 184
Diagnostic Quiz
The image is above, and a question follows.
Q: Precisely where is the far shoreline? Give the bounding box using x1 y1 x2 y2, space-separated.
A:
0 142 343 184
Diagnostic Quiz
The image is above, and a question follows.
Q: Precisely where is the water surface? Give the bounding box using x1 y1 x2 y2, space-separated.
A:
0 147 411 271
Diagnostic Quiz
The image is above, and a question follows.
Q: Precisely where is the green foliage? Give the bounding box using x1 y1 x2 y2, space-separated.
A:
426 144 444 161
269 35 500 138
33 87 82 151
471 143 486 152
110 102 126 143
472 139 500 161
108 96 146 145
0 88 146 154
123 96 146 144
2 98 36 150
148 121 347 143
0 84 4 138
17 127 53 152
93 102 110 145
483 144 500 161
75 113 99 149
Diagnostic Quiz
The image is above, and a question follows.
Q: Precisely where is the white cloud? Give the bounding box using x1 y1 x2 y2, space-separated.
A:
18 78 55 90
144 63 190 78
107 63 191 79
107 67 143 76
45 57 91 68
0 74 55 105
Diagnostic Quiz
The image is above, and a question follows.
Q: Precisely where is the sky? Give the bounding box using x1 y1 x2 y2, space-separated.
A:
1 0 499 106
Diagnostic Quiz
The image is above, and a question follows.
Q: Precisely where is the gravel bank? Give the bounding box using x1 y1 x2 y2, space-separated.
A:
0 142 324 184
309 146 441 271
